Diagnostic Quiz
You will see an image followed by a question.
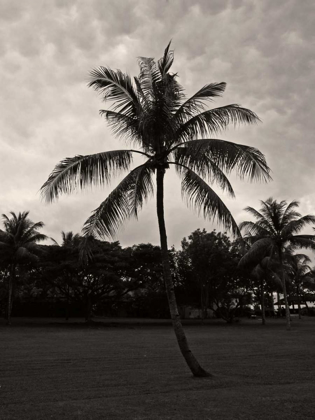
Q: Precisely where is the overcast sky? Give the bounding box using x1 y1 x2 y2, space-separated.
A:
0 0 314 249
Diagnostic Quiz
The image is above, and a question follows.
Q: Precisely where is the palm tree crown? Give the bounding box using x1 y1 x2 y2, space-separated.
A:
239 198 315 265
286 252 313 287
0 211 47 263
239 198 315 330
41 42 270 238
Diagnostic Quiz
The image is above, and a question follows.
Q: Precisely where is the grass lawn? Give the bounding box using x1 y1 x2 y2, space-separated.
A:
1 317 315 419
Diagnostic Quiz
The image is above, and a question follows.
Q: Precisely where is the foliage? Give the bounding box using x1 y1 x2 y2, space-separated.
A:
35 234 138 320
0 212 47 323
239 198 315 329
177 229 252 322
122 243 170 318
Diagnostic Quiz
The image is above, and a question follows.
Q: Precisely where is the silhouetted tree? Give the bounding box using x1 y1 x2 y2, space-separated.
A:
0 212 47 324
239 198 315 330
40 237 135 321
177 229 252 323
41 43 270 376
286 253 313 319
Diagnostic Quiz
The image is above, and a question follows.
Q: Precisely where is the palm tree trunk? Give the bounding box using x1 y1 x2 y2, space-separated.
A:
297 285 302 319
200 280 207 323
279 252 291 331
156 167 210 377
65 284 70 321
270 292 275 317
85 294 92 322
205 282 209 320
277 291 281 317
260 278 266 325
7 264 15 326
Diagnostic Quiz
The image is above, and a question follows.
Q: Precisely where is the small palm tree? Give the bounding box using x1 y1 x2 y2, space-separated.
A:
239 198 315 330
0 212 47 325
61 231 81 248
286 253 313 319
41 43 271 376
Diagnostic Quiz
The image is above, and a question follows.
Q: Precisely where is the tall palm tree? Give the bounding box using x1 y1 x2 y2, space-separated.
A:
0 211 47 325
239 198 315 330
41 43 271 376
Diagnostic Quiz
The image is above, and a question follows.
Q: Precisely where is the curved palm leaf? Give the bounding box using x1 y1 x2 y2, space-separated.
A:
281 215 315 237
23 233 47 244
241 207 277 235
173 82 227 125
173 147 235 197
288 235 315 250
158 40 174 76
82 163 155 238
175 104 260 142
173 139 271 182
137 56 161 100
100 110 140 143
238 238 275 268
89 67 140 117
41 150 133 202
177 165 240 235
280 200 300 226
239 220 271 238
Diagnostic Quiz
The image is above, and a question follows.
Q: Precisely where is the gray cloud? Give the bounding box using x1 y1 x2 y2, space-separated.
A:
0 0 314 250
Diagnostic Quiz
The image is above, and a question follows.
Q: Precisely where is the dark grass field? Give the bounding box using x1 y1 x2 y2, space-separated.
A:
1 317 315 419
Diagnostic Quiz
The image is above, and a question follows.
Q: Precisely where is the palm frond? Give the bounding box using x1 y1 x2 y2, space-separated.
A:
82 163 155 239
239 220 271 238
173 82 227 124
296 254 311 264
158 41 174 76
288 235 315 250
41 150 133 202
280 200 300 226
175 104 260 142
178 166 240 236
100 110 141 145
137 56 161 99
88 67 140 117
242 206 276 234
134 76 149 108
173 139 271 182
23 233 47 244
238 238 275 268
282 215 315 237
130 164 155 217
260 198 286 231
173 147 235 197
